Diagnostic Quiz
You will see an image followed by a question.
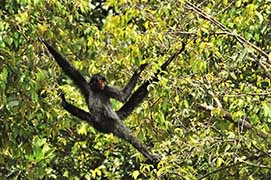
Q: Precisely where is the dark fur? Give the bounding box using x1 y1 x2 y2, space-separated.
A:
41 39 185 162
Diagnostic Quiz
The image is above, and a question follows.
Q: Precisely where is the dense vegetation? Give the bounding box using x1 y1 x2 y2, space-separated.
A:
1 0 271 179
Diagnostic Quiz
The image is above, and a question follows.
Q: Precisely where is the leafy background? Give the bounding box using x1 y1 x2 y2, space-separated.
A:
1 0 271 179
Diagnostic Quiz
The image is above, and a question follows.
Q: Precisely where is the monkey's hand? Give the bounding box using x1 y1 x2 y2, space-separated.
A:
136 63 148 75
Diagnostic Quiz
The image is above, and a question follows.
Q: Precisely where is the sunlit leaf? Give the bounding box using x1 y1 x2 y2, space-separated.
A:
77 122 88 135
132 170 140 179
262 102 271 118
1 0 271 179
216 157 224 167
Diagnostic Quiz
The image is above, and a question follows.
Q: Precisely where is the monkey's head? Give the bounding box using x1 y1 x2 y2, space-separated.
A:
89 74 106 91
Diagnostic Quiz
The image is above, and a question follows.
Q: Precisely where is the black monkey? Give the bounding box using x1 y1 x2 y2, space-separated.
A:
41 39 185 162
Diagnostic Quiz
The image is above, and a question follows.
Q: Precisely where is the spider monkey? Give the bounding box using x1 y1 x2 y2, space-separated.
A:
41 39 185 162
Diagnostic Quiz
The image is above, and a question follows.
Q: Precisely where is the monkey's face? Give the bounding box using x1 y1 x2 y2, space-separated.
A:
89 74 106 91
97 79 106 90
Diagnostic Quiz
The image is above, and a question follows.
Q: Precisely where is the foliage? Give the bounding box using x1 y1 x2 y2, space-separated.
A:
1 0 271 179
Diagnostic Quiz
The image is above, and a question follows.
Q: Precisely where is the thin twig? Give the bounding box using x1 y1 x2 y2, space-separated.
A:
241 160 271 169
198 161 242 180
185 2 269 59
251 144 271 159
223 91 271 97
198 155 271 180
198 103 269 138
185 2 271 79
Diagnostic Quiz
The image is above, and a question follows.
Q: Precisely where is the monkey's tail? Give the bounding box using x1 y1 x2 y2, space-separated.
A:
112 120 160 162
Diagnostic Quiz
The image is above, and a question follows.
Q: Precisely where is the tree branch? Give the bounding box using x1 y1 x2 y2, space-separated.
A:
198 103 268 138
185 2 271 79
198 161 242 180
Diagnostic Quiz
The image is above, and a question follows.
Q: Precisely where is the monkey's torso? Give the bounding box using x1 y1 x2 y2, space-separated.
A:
87 90 121 133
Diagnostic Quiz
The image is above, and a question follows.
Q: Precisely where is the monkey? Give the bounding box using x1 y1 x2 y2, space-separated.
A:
40 38 185 162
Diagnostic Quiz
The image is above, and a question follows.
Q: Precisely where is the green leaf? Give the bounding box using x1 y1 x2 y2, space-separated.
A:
77 122 88 135
230 72 237 80
132 170 140 179
216 158 224 167
0 66 8 90
262 102 271 118
7 100 19 108
235 0 242 7
255 11 263 23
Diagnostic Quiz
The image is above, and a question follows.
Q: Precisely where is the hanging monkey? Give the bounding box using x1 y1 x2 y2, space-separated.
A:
41 39 185 162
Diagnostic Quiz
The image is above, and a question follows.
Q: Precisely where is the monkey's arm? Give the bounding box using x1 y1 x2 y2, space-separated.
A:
41 39 89 97
59 91 95 125
105 63 148 102
117 43 185 120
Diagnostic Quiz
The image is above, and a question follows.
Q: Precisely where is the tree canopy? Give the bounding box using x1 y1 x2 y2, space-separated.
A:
1 0 271 179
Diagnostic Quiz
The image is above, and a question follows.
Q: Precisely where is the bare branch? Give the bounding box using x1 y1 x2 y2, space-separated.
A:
241 160 271 169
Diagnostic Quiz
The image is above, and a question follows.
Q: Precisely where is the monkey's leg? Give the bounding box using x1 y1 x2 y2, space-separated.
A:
112 120 160 162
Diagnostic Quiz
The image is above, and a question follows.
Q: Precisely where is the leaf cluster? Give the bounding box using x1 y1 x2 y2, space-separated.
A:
1 0 271 179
